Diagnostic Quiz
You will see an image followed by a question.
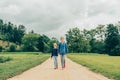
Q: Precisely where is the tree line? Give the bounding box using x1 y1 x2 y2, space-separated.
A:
0 19 58 52
0 19 120 56
66 23 120 56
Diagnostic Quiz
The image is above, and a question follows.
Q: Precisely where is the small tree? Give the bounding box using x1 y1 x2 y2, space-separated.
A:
37 35 52 53
0 46 2 52
22 33 39 51
9 44 16 52
66 27 91 53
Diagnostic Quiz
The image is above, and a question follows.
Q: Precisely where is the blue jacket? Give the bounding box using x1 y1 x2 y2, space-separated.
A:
58 42 68 55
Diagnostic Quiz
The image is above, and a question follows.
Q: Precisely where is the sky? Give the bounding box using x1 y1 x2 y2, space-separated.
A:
0 0 120 39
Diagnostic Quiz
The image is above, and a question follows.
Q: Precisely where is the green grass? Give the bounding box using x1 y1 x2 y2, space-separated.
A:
0 52 49 80
68 53 120 80
0 56 12 63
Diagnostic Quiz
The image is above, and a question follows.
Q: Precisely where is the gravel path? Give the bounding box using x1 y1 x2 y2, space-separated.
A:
8 57 111 80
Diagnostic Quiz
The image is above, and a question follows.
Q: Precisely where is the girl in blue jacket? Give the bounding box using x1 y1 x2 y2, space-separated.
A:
58 37 68 69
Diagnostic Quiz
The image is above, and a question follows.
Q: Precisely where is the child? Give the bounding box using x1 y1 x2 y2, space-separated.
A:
58 37 68 69
51 43 58 69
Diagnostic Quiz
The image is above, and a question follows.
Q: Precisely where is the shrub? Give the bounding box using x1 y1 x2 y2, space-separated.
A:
3 47 9 52
110 45 120 56
9 44 16 52
35 53 40 55
22 33 39 52
0 56 13 63
0 46 2 52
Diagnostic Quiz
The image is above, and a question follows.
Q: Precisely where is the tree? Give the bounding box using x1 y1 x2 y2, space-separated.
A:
17 25 26 43
90 38 105 53
22 33 39 51
95 25 106 41
0 19 3 40
105 24 120 56
11 25 25 44
9 43 16 52
0 46 2 52
37 35 44 52
66 27 91 53
37 35 56 53
0 19 25 44
83 25 106 53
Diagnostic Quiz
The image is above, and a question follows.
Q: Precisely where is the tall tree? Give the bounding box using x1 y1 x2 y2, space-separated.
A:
37 35 44 52
66 27 90 53
37 34 52 53
105 24 120 56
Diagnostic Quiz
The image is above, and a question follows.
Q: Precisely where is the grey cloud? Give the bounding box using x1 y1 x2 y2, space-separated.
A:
0 0 120 38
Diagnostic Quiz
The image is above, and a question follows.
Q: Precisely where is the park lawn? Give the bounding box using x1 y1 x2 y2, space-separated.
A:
68 53 120 80
0 52 49 80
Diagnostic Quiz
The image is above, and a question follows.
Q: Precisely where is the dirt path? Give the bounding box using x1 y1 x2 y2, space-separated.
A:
8 56 111 80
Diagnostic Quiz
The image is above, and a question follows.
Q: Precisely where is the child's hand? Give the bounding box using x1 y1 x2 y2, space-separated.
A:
51 56 52 59
58 53 60 56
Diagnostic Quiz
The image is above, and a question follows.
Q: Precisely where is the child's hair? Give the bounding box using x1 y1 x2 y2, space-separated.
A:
53 43 57 48
60 37 64 40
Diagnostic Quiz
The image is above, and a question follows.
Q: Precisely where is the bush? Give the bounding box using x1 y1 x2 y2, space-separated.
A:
9 44 16 52
0 46 2 52
3 47 9 52
110 45 120 56
43 43 50 53
22 33 39 52
0 56 13 63
22 45 37 52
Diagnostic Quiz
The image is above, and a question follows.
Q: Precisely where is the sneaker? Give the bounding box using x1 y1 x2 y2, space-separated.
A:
56 66 58 69
64 64 66 68
62 66 65 70
56 65 58 69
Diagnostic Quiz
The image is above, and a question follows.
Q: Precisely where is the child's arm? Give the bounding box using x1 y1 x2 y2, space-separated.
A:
65 43 68 53
58 43 60 53
57 49 60 56
51 49 53 58
58 43 61 55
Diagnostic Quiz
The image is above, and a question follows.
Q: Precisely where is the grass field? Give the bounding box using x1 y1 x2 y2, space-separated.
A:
0 52 49 80
68 53 120 80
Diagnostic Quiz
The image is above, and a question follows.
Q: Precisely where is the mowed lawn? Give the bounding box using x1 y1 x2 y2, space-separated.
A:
0 52 49 80
68 53 120 80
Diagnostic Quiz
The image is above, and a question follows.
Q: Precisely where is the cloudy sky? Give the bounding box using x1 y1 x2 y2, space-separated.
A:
0 0 120 39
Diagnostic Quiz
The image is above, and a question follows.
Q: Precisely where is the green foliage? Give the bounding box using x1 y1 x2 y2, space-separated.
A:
9 44 16 52
0 19 25 44
68 53 120 80
43 42 50 53
22 33 39 51
1 19 120 55
90 39 105 53
37 35 50 52
37 35 58 53
110 45 120 56
83 25 106 54
66 27 91 53
105 24 120 56
37 36 44 52
0 56 12 63
0 46 2 52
